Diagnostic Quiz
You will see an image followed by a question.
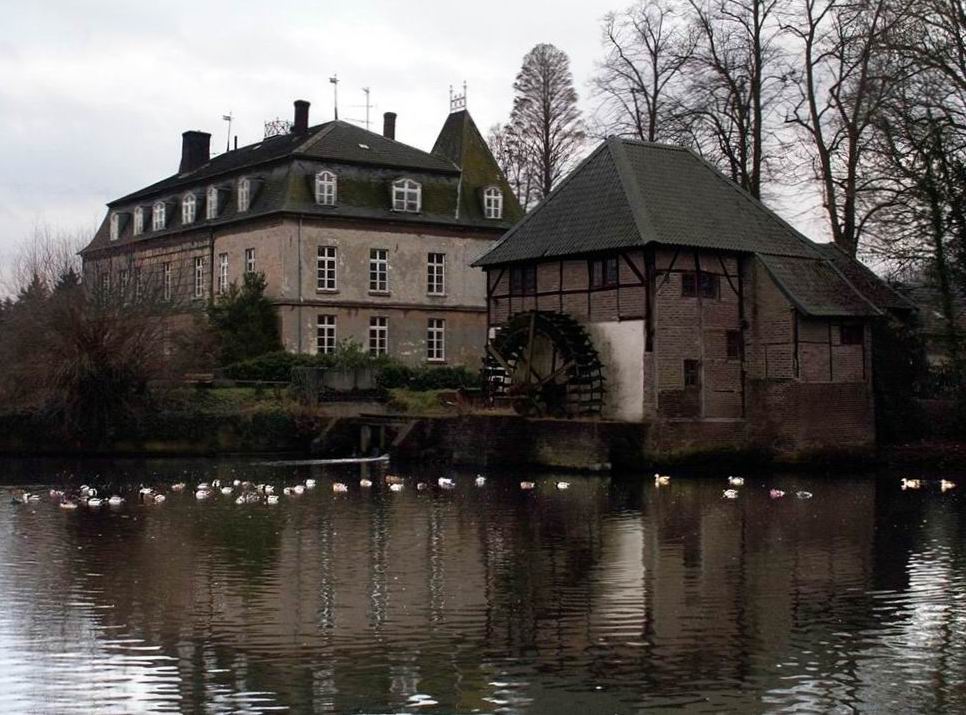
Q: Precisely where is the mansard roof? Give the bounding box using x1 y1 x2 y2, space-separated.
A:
475 137 904 318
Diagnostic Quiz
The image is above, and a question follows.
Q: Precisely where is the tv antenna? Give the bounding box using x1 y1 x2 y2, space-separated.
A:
362 87 371 131
329 74 339 120
222 112 233 152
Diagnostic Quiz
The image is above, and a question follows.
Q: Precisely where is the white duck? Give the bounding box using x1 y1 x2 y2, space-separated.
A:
940 479 956 492
305 479 317 489
722 489 739 499
59 500 78 511
555 481 570 490
360 479 373 488
654 474 671 486
220 486 233 496
475 475 486 487
438 477 456 489
332 483 349 493
728 476 745 486
389 483 404 492
153 494 166 504
266 495 280 505
108 495 124 507
901 478 922 490
520 481 536 490
171 483 186 492
795 491 813 500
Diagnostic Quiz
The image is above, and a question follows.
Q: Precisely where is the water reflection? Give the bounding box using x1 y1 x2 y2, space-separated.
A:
0 459 963 713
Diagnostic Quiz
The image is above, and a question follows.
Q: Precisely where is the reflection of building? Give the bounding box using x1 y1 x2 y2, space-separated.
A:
475 139 914 451
81 100 522 366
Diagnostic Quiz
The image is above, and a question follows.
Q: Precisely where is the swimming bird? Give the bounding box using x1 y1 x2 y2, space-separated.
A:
49 489 65 500
389 483 404 492
475 475 486 487
555 481 570 490
195 489 210 501
654 474 671 486
901 478 922 490
212 479 222 489
153 494 166 504
438 477 456 489
196 483 210 491
87 497 103 507
728 476 745 486
520 481 536 490
293 485 306 496
416 482 428 491
262 484 275 495
283 487 295 496
266 495 280 505
108 496 124 507
305 479 317 489
220 486 233 496
360 479 373 488
722 489 739 499
795 491 813 500
769 489 786 499
385 474 404 485
171 483 186 492
233 479 241 487
333 482 348 493
940 479 956 492
59 500 78 511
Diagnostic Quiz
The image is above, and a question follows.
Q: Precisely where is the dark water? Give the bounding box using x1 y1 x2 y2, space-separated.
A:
0 458 964 714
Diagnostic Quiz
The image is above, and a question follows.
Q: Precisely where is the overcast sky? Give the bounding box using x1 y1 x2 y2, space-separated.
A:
0 0 825 264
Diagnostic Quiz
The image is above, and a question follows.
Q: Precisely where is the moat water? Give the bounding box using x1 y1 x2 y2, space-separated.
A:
0 457 963 714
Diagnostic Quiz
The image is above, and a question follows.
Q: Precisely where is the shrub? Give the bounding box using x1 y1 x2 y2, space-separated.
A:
222 351 324 382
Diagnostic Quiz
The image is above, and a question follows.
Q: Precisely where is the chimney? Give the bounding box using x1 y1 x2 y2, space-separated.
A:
383 111 397 140
293 100 310 134
180 131 211 173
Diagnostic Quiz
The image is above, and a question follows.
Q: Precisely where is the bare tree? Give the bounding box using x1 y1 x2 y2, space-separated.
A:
782 0 906 256
681 0 786 199
591 0 695 143
488 122 536 210
509 43 586 201
3 222 89 296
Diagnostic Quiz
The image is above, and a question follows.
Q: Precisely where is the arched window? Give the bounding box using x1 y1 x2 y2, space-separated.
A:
237 177 250 212
392 178 421 213
182 193 196 224
206 186 218 219
315 170 337 205
133 207 144 235
152 201 166 231
483 186 503 219
109 212 120 241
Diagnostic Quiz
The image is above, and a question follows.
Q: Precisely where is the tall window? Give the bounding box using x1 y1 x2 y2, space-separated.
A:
163 263 172 300
392 178 421 212
152 201 166 231
590 257 619 289
315 171 337 205
369 316 388 356
427 319 445 362
245 248 256 274
218 253 229 294
238 177 250 212
510 265 537 296
427 252 445 295
109 212 119 241
369 248 388 293
193 256 205 299
182 194 196 224
684 359 701 387
726 330 742 360
483 187 503 219
206 186 218 219
133 207 144 236
317 245 337 291
317 315 337 355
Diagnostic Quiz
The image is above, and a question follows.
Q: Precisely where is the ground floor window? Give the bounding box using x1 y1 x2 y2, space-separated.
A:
427 318 445 362
369 316 388 356
726 330 742 360
684 359 701 387
245 248 256 274
317 314 336 355
193 256 205 299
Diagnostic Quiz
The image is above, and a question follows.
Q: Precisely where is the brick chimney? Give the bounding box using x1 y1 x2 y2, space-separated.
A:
179 131 211 173
383 112 397 140
293 100 310 134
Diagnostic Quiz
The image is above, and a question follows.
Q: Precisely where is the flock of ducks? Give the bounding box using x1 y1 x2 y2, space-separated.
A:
652 473 958 500
901 477 957 492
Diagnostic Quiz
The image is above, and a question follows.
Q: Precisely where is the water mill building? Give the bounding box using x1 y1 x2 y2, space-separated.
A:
81 99 522 366
474 137 913 452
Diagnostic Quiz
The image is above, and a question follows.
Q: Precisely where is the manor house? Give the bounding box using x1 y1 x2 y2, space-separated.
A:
82 100 521 365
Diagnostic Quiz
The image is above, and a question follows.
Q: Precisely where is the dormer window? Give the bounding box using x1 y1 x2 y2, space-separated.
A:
109 212 120 241
133 207 144 236
238 178 250 212
483 187 503 219
152 201 166 231
392 178 421 213
315 170 337 206
206 186 218 219
182 193 196 224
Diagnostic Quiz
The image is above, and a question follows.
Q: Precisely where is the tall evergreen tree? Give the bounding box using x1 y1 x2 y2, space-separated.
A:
206 272 282 366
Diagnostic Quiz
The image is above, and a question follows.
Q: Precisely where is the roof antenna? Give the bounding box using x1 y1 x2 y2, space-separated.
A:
222 112 233 152
362 87 372 131
449 82 467 113
329 74 339 120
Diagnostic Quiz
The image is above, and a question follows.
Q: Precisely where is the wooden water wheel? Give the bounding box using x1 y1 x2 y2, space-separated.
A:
483 311 605 418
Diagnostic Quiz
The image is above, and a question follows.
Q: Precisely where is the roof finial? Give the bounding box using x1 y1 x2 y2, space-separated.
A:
449 82 467 113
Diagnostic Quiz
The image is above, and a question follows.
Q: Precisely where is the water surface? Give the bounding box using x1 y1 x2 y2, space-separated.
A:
0 458 963 713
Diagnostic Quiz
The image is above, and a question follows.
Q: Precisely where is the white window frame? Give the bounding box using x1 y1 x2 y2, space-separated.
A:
193 256 205 299
163 262 172 300
392 178 421 213
317 245 337 291
317 314 337 355
369 316 388 356
218 253 228 294
427 252 445 295
133 207 144 236
483 186 503 219
315 170 337 206
109 212 119 241
238 177 250 212
245 248 256 274
206 186 218 219
182 193 196 224
369 248 389 293
134 268 143 300
152 201 166 231
427 318 445 362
